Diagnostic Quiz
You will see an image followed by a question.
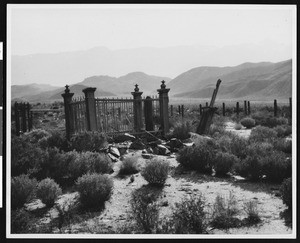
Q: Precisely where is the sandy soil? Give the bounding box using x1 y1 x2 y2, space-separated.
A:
39 150 292 236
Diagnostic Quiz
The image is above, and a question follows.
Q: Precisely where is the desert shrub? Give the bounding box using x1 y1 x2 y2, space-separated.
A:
229 135 249 159
70 131 108 152
38 129 69 151
23 129 50 144
240 117 255 128
11 209 36 233
249 125 278 143
69 152 113 181
119 156 140 175
36 178 62 207
177 140 215 174
171 120 193 140
211 192 240 229
213 152 239 176
261 151 291 183
76 173 113 209
170 194 208 234
280 177 292 209
234 123 242 130
274 125 292 138
208 123 226 137
215 134 232 153
11 136 48 177
273 139 292 154
234 154 263 181
252 113 288 128
130 188 160 233
243 200 261 225
11 174 37 209
141 159 169 186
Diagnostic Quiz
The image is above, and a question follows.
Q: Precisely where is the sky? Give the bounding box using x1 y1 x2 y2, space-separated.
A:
8 4 296 56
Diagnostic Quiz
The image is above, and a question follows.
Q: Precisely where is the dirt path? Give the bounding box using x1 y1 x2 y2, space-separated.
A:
224 122 251 139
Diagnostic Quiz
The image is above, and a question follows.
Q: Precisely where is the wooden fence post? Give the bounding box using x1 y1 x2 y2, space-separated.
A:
144 96 154 131
244 100 247 115
62 85 74 140
274 99 277 117
236 102 240 116
181 105 184 118
206 102 208 107
26 103 32 131
132 84 143 132
14 102 20 136
199 104 202 115
83 87 98 131
178 105 181 115
157 80 170 135
248 101 251 115
222 102 225 116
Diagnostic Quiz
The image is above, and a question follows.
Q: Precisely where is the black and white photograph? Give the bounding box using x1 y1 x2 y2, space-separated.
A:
6 4 296 238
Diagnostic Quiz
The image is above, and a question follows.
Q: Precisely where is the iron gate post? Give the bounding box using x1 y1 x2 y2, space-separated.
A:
62 85 74 140
157 80 170 135
83 87 98 132
131 84 143 132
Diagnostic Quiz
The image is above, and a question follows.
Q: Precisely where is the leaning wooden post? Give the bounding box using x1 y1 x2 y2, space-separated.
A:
244 100 247 115
236 102 240 116
157 80 170 135
144 96 154 131
14 102 20 136
248 101 251 115
131 84 143 132
222 102 225 116
274 99 278 117
83 87 98 132
62 85 74 140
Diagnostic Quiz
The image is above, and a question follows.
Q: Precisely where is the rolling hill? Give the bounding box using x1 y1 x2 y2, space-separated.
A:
169 59 292 100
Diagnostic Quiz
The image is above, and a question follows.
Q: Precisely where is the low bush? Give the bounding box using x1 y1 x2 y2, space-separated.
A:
11 209 36 233
170 194 208 234
213 152 239 176
70 131 108 152
249 126 278 143
273 139 292 154
274 125 292 138
177 140 215 174
228 135 249 159
36 178 62 207
38 129 69 151
141 159 169 186
211 192 240 229
280 177 292 209
130 189 160 233
171 121 193 140
23 129 51 144
252 113 288 128
243 200 261 225
119 156 140 175
76 173 113 209
11 174 37 209
261 151 292 183
234 154 264 181
240 117 256 128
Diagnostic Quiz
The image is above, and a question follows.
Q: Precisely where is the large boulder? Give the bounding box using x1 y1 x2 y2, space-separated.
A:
109 146 120 158
156 144 171 156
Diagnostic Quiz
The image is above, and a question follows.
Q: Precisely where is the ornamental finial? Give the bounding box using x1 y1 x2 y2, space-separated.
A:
134 84 139 92
161 80 166 89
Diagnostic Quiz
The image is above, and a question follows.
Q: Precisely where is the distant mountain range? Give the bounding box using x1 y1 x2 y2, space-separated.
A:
11 59 292 103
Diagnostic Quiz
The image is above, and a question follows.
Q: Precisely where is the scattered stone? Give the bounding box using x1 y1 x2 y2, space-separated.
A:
114 133 136 143
25 199 46 212
142 153 154 159
160 200 169 207
142 149 147 154
157 144 171 155
183 142 194 147
109 146 120 158
115 144 129 155
107 153 118 162
166 138 184 152
146 147 154 154
129 139 147 150
168 154 176 158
